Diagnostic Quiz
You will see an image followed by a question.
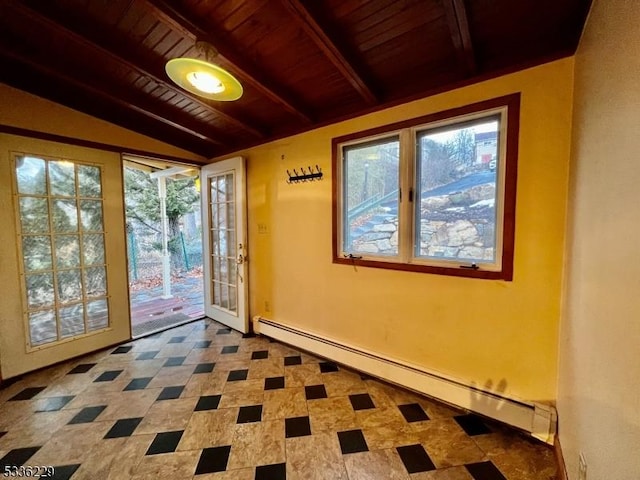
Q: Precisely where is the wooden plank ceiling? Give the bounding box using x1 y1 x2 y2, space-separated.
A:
0 0 591 161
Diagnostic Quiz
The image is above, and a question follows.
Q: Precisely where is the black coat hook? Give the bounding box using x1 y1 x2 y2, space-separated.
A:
286 164 323 183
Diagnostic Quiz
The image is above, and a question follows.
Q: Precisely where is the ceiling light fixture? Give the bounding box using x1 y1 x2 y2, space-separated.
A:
166 41 243 101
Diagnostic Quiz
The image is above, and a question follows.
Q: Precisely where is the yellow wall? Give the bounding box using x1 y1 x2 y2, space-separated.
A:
229 58 575 402
0 84 205 162
558 0 640 477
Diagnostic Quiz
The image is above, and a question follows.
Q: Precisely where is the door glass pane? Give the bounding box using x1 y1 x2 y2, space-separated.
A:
217 176 225 202
228 259 237 288
83 234 105 265
218 229 227 257
218 202 226 229
220 284 228 309
87 299 108 331
55 235 80 268
220 258 228 283
29 310 57 346
26 273 55 308
228 230 236 255
211 199 218 226
57 269 82 303
22 236 52 272
80 200 103 231
209 172 239 311
212 281 220 305
53 199 78 232
225 174 234 198
228 286 237 312
84 266 107 298
210 182 218 204
227 202 235 230
16 156 47 195
211 256 220 282
211 231 219 257
49 161 76 197
19 197 50 234
60 304 84 338
78 165 102 197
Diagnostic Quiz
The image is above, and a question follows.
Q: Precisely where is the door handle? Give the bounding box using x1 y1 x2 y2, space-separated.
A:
236 243 246 265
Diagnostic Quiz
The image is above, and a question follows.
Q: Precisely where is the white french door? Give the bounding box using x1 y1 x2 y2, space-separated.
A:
0 134 130 380
200 157 249 333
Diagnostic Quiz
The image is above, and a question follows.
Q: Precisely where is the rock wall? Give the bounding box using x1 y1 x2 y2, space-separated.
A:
351 183 496 261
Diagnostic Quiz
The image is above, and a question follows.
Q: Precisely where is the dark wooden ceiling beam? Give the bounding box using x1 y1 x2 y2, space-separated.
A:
279 0 378 105
144 0 314 124
443 0 477 76
0 43 222 149
11 1 265 140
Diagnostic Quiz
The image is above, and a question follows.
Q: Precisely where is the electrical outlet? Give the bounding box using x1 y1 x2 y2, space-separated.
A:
258 223 269 234
264 300 271 312
578 453 587 480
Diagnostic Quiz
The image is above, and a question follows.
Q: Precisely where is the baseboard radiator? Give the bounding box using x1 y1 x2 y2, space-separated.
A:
253 316 557 445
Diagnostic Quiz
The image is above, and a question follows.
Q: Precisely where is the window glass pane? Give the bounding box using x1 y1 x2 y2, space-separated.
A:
55 235 81 268
83 234 105 265
27 273 55 308
87 299 108 331
49 161 76 197
59 304 85 338
57 269 83 303
29 310 57 346
77 165 102 197
16 156 47 195
84 266 107 298
53 199 78 233
14 155 111 345
19 197 50 234
343 138 400 256
416 118 499 263
80 200 104 231
23 236 52 272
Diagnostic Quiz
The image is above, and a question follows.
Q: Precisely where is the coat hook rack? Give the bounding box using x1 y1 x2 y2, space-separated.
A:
286 165 323 184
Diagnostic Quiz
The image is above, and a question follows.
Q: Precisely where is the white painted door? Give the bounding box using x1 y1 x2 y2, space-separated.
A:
0 134 130 379
200 157 249 332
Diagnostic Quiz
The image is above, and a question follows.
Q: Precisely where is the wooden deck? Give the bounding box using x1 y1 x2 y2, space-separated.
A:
129 275 204 337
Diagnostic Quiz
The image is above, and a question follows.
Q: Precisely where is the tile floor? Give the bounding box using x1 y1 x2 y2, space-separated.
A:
0 318 557 480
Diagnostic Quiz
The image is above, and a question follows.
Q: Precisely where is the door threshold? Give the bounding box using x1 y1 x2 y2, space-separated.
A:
132 315 207 340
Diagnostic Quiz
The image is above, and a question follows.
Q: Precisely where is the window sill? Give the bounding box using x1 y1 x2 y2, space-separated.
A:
333 255 513 281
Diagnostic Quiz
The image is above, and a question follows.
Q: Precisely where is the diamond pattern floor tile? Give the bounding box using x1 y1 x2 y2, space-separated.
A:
0 318 556 479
